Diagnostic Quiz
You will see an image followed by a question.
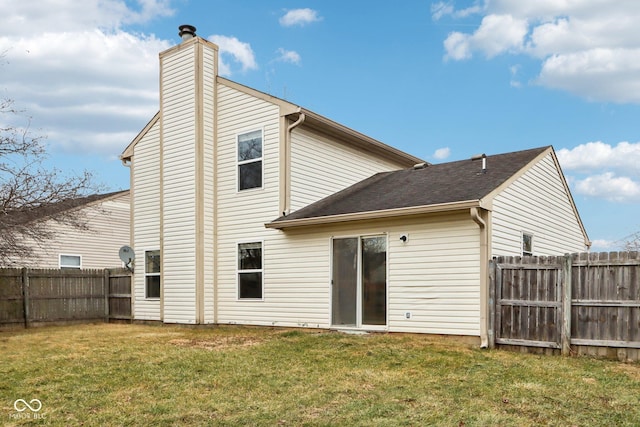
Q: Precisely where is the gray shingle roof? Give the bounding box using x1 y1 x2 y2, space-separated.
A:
2 190 129 227
271 146 549 225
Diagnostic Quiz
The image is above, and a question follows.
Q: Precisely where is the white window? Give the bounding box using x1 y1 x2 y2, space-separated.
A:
237 242 263 299
237 130 263 191
145 250 161 299
59 254 81 269
522 233 533 256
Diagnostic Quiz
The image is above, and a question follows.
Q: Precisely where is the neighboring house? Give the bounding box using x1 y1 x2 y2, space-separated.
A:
120 26 589 346
2 190 130 269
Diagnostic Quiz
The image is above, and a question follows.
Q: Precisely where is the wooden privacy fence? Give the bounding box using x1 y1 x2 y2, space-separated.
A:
0 268 131 328
490 251 640 361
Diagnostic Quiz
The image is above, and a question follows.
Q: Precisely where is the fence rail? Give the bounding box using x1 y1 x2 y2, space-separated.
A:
0 268 131 328
490 251 640 361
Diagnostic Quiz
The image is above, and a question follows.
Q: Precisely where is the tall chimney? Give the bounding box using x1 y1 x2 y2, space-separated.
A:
178 24 197 41
159 24 217 324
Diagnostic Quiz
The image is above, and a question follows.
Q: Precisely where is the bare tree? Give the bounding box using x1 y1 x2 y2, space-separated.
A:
0 97 99 264
621 232 640 252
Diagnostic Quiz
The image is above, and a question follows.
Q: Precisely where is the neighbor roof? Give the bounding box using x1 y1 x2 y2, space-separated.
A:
2 190 129 227
267 146 551 228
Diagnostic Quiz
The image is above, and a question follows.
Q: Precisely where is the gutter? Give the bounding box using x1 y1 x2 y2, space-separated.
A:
266 200 481 229
470 207 490 349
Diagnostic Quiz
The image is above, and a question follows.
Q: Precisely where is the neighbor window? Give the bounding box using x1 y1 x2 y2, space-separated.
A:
59 254 81 269
238 242 263 299
145 250 161 299
522 233 533 256
237 130 263 190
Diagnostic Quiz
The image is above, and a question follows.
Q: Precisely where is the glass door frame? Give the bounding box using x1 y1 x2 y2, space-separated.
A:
330 233 389 331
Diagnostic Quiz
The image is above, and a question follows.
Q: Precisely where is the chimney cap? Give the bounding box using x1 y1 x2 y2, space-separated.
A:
178 24 197 41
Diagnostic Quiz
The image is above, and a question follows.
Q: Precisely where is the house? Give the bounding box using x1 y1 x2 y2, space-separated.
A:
1 190 130 269
120 26 589 346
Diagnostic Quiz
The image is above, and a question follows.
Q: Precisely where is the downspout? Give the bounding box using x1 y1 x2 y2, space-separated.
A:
283 112 306 215
470 207 490 348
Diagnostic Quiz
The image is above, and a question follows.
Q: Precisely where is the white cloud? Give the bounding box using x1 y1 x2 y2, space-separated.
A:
432 1 482 20
440 1 640 103
275 48 301 65
589 239 618 251
444 14 527 60
538 49 640 103
558 141 640 203
557 141 640 175
431 2 454 21
209 35 257 76
2 0 173 34
433 147 451 160
0 0 173 157
279 8 322 27
573 172 640 202
509 64 522 87
443 32 473 61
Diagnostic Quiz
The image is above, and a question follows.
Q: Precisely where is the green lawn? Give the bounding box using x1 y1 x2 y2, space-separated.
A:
1 323 639 426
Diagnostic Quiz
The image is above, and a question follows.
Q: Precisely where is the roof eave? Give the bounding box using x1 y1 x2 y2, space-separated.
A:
266 200 482 230
120 112 160 161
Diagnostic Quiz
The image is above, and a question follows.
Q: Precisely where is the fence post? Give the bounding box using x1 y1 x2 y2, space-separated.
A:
561 254 572 356
22 267 30 328
104 269 110 323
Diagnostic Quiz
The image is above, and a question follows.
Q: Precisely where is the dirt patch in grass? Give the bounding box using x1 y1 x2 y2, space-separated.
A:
168 335 262 350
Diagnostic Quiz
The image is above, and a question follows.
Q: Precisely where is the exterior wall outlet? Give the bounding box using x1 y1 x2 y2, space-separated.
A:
405 311 412 319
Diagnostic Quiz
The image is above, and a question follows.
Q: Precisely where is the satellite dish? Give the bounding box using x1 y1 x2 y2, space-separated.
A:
119 246 135 272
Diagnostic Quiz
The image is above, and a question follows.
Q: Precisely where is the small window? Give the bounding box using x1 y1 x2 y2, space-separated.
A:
237 130 263 190
59 254 81 269
522 233 533 256
145 250 161 299
238 242 263 299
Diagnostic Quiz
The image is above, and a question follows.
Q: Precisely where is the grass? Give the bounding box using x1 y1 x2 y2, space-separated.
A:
1 324 640 426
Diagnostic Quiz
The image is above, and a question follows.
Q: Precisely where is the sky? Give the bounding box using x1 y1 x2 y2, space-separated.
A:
0 0 639 251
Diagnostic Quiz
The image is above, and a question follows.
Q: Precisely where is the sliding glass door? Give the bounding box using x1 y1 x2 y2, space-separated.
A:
331 236 387 328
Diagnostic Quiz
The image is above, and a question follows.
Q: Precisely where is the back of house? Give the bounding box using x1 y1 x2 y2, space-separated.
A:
121 26 588 346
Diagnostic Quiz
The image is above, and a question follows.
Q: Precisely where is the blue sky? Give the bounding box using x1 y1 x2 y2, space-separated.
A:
1 0 639 250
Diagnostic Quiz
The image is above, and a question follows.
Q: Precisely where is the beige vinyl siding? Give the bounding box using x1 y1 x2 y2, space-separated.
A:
4 193 130 269
202 46 216 323
215 82 283 324
217 213 481 336
289 127 407 211
160 44 198 323
492 153 587 256
133 120 161 320
387 213 480 335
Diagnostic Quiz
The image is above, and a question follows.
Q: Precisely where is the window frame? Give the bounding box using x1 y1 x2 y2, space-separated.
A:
236 128 264 192
522 232 533 256
144 249 161 300
236 240 264 301
59 254 82 269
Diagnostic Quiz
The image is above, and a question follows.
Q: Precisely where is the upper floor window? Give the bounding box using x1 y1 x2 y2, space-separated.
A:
237 129 263 191
59 254 81 269
522 233 533 256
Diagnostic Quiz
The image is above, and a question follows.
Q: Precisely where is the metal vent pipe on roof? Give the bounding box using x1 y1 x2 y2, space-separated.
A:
413 162 428 170
471 153 487 173
178 25 197 41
